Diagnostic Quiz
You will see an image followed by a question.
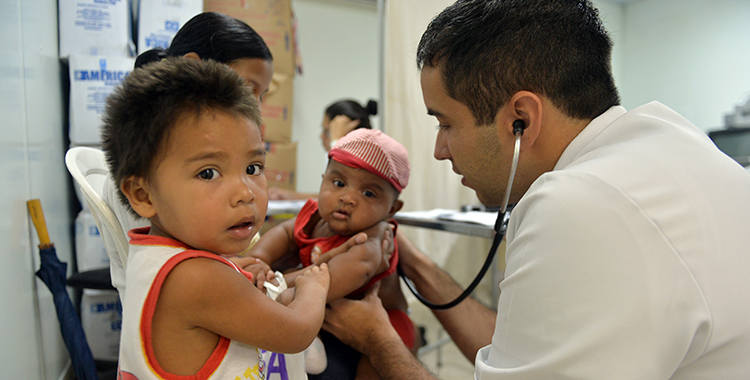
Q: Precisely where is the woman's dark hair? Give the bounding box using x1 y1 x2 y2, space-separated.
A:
324 99 378 130
135 12 273 69
417 0 619 124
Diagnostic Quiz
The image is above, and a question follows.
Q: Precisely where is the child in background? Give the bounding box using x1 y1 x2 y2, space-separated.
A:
101 57 330 379
248 129 416 379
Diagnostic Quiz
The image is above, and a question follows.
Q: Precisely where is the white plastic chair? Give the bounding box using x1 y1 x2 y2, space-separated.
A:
65 147 128 272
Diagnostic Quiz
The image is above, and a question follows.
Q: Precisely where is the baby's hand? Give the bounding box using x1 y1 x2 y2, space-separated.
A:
295 263 330 295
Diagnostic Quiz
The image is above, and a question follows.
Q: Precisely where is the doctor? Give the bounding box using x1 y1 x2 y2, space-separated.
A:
322 0 750 378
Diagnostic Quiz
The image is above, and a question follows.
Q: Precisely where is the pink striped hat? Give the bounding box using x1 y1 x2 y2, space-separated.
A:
328 129 410 193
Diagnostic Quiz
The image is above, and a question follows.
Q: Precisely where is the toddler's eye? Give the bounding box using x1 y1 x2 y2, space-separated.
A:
198 168 219 180
363 190 376 198
333 179 345 188
247 164 264 176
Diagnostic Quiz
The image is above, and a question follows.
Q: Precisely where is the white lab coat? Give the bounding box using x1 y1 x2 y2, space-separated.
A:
476 102 750 379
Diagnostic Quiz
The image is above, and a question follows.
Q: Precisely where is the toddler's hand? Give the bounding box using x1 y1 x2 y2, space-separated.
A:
231 256 278 290
295 263 330 295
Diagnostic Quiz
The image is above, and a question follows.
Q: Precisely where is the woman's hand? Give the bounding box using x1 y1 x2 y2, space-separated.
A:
329 115 360 141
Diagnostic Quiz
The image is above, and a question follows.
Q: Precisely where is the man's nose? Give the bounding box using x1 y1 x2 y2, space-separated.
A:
434 129 450 161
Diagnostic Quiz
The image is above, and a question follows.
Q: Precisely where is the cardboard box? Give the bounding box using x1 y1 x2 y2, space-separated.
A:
265 141 296 191
68 55 135 145
59 0 133 58
203 0 297 76
81 289 122 361
260 72 293 143
137 0 203 54
75 210 110 272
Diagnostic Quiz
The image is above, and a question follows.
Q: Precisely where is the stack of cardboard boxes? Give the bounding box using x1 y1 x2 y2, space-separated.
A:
205 0 300 234
60 0 302 358
59 0 204 363
205 0 299 195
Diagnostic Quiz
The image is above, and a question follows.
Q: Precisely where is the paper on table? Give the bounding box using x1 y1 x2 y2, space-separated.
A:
438 210 499 227
396 209 499 227
267 200 306 215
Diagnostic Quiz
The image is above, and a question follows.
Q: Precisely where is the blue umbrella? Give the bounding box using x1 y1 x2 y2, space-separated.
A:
28 199 99 380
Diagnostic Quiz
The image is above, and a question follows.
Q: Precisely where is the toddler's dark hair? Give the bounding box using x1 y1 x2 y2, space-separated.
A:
101 57 262 214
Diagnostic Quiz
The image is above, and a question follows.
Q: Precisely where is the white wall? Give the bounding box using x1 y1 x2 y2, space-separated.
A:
280 0 750 197
591 0 625 85
617 0 750 131
1 0 73 379
291 0 380 193
1 0 749 377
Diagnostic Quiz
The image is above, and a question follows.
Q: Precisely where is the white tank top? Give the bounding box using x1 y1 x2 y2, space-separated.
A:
118 229 266 380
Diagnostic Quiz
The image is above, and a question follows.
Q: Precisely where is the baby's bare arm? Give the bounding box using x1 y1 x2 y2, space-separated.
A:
248 218 297 263
293 221 391 302
244 218 298 287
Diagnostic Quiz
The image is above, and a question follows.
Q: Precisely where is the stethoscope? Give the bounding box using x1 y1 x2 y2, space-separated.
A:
400 119 526 309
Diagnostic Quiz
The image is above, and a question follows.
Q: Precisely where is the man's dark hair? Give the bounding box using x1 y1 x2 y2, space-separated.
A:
417 0 620 125
101 58 262 214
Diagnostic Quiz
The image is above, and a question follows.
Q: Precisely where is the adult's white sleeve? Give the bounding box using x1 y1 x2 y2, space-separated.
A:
475 171 710 379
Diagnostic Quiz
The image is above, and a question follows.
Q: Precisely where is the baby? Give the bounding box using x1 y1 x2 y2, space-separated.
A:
101 57 329 379
248 129 415 379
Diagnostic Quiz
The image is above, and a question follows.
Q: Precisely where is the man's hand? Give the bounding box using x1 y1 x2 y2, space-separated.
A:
313 232 368 264
314 221 395 268
322 281 395 355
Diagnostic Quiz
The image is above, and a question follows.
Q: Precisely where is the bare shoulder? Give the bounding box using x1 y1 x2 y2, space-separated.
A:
159 256 243 309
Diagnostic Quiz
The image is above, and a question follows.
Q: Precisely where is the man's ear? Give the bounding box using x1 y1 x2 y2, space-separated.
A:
388 199 404 218
120 175 156 219
183 52 201 61
498 91 543 150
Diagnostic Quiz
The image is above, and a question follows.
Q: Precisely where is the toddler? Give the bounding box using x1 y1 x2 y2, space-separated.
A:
101 57 329 379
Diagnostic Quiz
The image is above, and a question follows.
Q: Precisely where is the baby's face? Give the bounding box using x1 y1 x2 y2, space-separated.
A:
147 110 268 256
317 160 399 235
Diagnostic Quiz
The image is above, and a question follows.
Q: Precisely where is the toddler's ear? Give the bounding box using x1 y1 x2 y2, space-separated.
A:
120 175 156 219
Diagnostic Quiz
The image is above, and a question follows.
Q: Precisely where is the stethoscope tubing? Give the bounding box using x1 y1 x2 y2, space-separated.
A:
400 132 522 309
